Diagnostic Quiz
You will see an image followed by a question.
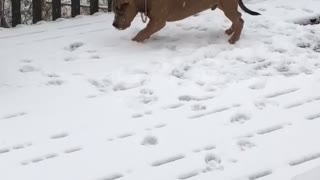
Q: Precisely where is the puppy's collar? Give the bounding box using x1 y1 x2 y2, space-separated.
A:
140 0 148 23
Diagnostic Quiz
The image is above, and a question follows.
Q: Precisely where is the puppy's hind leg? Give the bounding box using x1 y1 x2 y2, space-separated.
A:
225 17 244 36
219 1 244 44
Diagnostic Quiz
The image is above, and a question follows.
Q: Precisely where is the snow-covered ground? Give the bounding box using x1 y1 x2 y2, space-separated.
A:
293 166 320 180
1 0 320 180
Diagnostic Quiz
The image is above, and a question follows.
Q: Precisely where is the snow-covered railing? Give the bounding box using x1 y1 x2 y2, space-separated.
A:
1 0 112 27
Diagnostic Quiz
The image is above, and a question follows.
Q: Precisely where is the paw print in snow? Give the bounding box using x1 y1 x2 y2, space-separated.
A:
237 140 256 151
191 104 206 111
138 88 158 104
313 44 320 53
65 42 84 51
19 65 39 73
231 113 251 124
204 154 224 171
141 135 158 146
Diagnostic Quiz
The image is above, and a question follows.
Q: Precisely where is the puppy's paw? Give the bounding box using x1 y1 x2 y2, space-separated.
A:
132 33 150 42
228 35 240 44
225 28 234 35
228 38 237 44
132 37 144 42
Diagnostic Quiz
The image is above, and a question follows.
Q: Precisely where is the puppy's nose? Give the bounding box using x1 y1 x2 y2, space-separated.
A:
113 22 118 28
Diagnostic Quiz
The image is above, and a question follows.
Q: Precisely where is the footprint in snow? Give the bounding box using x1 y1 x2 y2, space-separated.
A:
257 8 267 12
50 132 69 140
86 50 97 53
191 104 206 111
21 153 59 166
137 88 158 104
273 48 288 54
247 170 273 180
297 42 312 49
132 114 143 118
98 173 123 180
254 62 273 71
171 65 191 79
178 95 213 102
254 99 279 110
313 44 320 53
178 171 200 180
154 123 167 129
230 113 251 124
151 154 185 166
46 80 64 86
65 42 84 51
204 153 224 171
227 158 238 163
64 56 77 61
1 142 33 155
9 142 32 151
276 5 295 10
86 94 99 99
117 133 135 139
256 124 285 135
141 135 158 146
1 112 27 119
113 82 143 92
88 79 112 92
31 157 44 163
249 80 267 90
165 45 177 51
20 59 33 63
46 73 60 78
163 103 184 110
45 153 59 159
203 145 216 151
289 152 320 166
237 140 256 151
19 65 39 73
107 138 115 142
90 54 101 59
0 148 10 154
64 147 82 154
12 144 25 150
193 144 216 153
302 8 314 13
140 88 154 95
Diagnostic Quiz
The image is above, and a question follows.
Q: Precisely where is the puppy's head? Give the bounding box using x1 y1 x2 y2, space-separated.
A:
112 0 138 30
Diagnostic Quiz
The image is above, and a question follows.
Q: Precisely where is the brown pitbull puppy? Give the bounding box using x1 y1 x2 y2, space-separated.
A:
112 0 260 44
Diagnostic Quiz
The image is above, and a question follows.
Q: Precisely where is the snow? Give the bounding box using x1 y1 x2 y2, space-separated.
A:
292 166 320 180
1 0 320 180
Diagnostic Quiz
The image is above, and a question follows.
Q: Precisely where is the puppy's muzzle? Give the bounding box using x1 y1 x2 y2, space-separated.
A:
113 22 127 30
113 22 119 28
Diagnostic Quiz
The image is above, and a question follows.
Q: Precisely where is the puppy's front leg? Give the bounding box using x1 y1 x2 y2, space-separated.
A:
132 19 166 42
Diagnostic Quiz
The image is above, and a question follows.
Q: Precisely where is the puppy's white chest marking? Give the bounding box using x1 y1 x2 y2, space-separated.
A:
183 1 186 8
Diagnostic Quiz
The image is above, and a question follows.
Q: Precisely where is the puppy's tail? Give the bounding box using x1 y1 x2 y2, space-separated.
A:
239 0 261 16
